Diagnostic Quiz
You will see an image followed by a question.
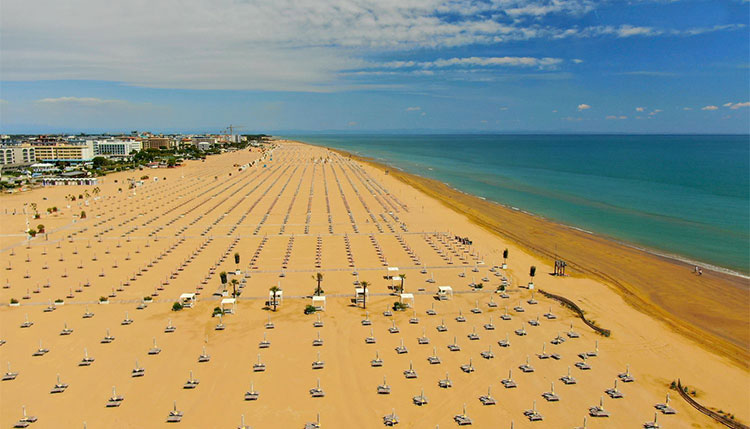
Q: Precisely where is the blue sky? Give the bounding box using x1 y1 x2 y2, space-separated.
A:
0 0 748 134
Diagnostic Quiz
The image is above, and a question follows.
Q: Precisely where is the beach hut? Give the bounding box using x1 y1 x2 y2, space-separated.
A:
436 286 453 300
268 289 283 306
220 298 236 314
179 293 196 308
354 286 369 305
399 293 414 308
311 295 326 311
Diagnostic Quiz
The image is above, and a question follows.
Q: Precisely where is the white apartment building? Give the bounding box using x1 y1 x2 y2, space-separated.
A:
93 140 142 158
0 145 36 165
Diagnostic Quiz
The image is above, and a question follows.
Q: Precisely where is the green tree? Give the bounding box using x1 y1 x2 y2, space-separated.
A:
92 157 108 168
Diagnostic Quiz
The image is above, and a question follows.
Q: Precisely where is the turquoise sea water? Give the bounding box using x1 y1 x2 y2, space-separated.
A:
291 134 750 275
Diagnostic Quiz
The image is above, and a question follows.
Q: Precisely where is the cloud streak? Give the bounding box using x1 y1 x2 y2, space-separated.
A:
1 0 745 91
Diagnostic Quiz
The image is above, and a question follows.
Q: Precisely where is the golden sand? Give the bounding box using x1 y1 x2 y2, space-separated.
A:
0 141 746 428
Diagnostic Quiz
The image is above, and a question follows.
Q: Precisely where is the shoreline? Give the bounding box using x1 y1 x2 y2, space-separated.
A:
315 145 749 279
297 140 749 368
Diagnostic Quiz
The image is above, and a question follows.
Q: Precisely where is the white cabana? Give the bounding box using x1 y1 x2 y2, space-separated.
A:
399 293 414 308
436 286 453 300
312 295 326 311
391 275 402 289
269 290 283 304
221 298 236 314
354 287 369 305
179 293 196 308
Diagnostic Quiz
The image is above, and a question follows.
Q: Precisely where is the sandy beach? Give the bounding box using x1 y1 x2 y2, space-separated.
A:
0 140 747 428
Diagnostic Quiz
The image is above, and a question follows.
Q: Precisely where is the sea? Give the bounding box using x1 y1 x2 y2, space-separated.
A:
290 134 750 276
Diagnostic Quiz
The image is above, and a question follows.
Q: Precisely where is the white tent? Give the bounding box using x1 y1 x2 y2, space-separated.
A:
179 293 196 308
312 295 326 311
437 286 453 300
354 287 369 304
399 293 414 307
221 298 236 314
269 289 283 304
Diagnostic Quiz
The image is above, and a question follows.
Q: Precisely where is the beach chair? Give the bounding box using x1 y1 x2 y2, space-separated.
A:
479 386 496 405
542 382 559 402
244 382 259 400
412 388 429 406
561 366 577 385
377 376 391 394
453 404 473 425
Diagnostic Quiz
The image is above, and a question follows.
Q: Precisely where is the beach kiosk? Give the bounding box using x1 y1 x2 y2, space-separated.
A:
268 289 283 306
312 295 326 311
436 286 454 301
387 267 399 284
220 298 236 314
179 293 196 308
399 293 414 308
355 287 369 305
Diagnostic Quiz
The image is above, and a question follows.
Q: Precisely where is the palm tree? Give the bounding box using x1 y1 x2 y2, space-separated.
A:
234 253 240 265
269 286 280 311
529 266 536 286
313 272 324 296
399 274 406 293
503 248 509 265
230 279 239 298
360 281 369 309
220 271 228 285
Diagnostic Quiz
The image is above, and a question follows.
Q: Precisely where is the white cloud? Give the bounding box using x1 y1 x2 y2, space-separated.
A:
572 58 584 64
405 106 421 111
648 109 662 116
577 103 591 111
553 23 745 40
606 115 627 120
1 0 744 91
504 0 596 17
701 105 719 111
36 96 129 106
635 107 645 112
725 101 750 109
376 56 563 70
683 107 692 110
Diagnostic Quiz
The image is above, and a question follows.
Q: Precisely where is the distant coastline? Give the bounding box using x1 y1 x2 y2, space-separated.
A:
305 139 748 280
292 133 749 276
293 137 749 366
